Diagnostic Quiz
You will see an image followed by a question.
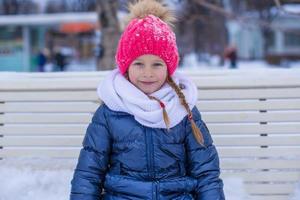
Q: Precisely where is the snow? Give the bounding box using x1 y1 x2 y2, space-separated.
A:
57 52 300 73
223 177 253 200
1 158 299 200
283 4 300 14
290 181 300 200
0 158 76 200
270 3 300 17
180 52 300 70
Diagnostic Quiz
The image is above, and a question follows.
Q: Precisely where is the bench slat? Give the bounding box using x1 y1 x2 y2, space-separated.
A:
0 79 100 90
2 135 300 147
250 196 290 200
1 146 299 159
202 111 300 123
209 123 300 135
214 135 300 146
244 183 295 195
197 88 300 99
0 91 98 101
0 102 99 112
0 125 87 135
1 111 300 123
1 76 299 90
193 76 300 88
2 99 300 112
220 159 300 170
0 113 92 123
1 88 300 101
218 147 300 157
221 171 300 182
1 123 300 135
197 99 300 111
0 136 83 146
0 148 80 158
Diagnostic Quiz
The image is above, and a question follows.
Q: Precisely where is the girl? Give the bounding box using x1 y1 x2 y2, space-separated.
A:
70 0 225 199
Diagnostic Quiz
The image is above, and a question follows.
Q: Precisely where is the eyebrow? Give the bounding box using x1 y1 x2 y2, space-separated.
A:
134 59 163 63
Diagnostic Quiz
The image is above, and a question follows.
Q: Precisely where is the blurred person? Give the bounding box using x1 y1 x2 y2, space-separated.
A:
54 47 67 71
224 45 238 69
36 48 48 72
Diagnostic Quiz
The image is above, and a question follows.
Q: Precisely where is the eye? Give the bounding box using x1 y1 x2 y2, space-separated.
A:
133 62 143 66
153 63 163 67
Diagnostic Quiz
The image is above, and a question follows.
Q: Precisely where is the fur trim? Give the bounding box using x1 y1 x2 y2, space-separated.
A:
125 0 176 27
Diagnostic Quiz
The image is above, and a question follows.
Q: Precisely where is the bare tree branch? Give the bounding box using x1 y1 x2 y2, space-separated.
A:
194 0 300 36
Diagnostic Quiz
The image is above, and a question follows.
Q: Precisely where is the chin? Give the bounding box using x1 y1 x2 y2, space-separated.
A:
142 88 156 94
143 90 154 95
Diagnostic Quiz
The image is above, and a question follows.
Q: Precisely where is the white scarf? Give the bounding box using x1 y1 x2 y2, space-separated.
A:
97 69 198 129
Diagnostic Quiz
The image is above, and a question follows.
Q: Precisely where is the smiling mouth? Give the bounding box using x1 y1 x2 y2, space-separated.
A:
140 81 156 85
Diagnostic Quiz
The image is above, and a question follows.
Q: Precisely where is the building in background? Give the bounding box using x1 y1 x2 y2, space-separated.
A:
226 4 300 64
227 20 264 60
0 12 98 72
266 8 300 65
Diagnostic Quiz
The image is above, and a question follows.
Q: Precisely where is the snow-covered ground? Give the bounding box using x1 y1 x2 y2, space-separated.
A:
180 53 300 70
61 52 300 72
0 158 299 200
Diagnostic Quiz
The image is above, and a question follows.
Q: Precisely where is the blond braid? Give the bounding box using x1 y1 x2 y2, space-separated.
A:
148 95 170 130
166 76 205 146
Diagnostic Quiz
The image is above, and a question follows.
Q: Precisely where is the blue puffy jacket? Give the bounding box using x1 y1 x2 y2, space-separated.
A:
70 104 225 200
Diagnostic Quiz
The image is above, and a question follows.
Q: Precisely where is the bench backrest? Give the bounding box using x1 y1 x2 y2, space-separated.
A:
1 69 300 200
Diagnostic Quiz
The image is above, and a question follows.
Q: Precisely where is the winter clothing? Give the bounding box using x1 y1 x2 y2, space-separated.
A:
71 0 224 198
70 103 224 200
70 70 225 199
115 14 179 75
97 69 197 129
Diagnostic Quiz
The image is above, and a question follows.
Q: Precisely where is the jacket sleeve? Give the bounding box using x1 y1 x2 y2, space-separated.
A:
70 104 112 200
185 107 225 200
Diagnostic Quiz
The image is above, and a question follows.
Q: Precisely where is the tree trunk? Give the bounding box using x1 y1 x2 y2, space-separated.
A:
96 0 121 71
176 0 229 66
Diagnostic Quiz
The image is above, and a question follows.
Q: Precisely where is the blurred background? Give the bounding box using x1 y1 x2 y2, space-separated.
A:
0 0 299 73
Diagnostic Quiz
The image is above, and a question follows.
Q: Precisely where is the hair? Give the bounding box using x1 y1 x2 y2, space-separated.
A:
166 76 205 146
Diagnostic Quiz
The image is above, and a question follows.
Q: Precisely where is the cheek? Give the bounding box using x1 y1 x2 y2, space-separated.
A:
128 68 138 82
156 70 167 82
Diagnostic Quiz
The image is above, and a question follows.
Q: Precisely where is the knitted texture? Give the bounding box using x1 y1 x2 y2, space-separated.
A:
97 69 198 128
115 14 179 75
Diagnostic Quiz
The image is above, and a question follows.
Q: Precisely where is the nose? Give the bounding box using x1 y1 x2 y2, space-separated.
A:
142 66 154 78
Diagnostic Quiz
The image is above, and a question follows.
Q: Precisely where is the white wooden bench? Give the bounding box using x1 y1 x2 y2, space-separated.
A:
1 69 300 200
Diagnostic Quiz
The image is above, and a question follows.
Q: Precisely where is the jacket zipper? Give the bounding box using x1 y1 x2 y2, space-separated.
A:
152 180 160 200
155 180 159 200
145 127 154 178
145 128 159 199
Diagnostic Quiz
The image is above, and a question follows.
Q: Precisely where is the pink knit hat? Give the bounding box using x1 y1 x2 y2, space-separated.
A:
115 14 179 75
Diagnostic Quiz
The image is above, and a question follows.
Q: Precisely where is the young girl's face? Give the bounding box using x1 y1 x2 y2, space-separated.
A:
127 54 168 95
